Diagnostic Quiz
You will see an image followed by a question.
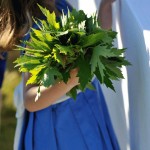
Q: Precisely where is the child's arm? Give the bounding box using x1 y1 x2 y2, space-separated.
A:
23 69 79 112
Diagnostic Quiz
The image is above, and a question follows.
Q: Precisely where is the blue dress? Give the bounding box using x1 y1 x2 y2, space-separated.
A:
19 1 120 150
0 52 7 88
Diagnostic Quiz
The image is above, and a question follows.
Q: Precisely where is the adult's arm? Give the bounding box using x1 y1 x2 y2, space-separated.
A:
98 0 115 29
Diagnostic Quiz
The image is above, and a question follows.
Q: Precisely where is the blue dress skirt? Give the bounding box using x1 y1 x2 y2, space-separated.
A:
18 1 120 149
19 78 119 150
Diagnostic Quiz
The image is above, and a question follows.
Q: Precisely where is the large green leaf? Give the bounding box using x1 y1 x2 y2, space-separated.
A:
55 44 74 56
38 4 60 30
16 45 45 53
70 9 86 24
41 67 62 87
80 32 106 47
52 47 66 67
85 13 99 34
77 57 92 90
27 65 46 85
31 28 54 42
30 34 51 51
90 46 107 78
14 55 42 67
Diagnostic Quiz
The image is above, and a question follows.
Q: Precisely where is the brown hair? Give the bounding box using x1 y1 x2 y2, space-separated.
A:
0 0 59 51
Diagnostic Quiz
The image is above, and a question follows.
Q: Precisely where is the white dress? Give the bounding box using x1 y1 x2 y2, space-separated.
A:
13 80 24 150
67 0 130 149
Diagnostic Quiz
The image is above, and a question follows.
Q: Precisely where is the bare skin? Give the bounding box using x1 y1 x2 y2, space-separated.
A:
98 0 115 29
23 69 79 112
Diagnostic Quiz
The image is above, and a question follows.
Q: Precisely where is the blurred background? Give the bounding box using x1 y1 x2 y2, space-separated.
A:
0 51 21 150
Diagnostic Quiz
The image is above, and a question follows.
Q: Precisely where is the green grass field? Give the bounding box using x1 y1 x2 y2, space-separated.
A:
0 51 21 150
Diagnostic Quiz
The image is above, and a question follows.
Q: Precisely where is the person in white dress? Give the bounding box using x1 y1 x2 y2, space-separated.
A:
13 79 24 150
99 0 130 149
67 0 130 149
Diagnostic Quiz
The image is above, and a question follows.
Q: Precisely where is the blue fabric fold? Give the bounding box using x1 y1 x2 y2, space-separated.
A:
19 78 120 150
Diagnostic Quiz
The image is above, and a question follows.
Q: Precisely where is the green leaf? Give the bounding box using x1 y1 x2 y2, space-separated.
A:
90 45 117 71
16 45 45 53
117 57 131 66
14 55 42 67
27 75 38 85
67 86 78 100
52 47 66 67
104 67 120 80
94 67 103 83
55 44 74 56
31 28 54 42
77 57 92 90
38 19 50 30
80 32 106 47
103 73 115 91
38 4 60 29
41 67 62 87
107 30 117 39
90 45 128 83
47 12 60 29
19 64 39 72
85 13 99 34
30 34 51 51
62 71 70 83
27 65 46 85
85 82 95 91
30 65 46 75
96 46 119 57
90 46 108 81
106 64 124 79
71 9 86 23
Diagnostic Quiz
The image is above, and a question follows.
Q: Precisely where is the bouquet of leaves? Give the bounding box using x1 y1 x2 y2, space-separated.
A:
14 5 130 99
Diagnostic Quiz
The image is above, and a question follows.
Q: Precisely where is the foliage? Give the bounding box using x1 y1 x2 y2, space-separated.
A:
0 51 20 150
14 5 130 99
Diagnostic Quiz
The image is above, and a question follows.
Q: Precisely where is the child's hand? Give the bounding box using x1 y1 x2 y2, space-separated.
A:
68 68 79 88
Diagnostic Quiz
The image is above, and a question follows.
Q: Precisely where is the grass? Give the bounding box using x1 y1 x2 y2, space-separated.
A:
0 107 16 150
0 51 21 150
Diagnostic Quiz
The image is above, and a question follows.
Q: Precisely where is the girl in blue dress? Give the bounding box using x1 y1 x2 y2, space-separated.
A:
0 0 120 149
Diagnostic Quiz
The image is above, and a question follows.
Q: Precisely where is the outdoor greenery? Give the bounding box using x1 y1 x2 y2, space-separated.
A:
0 51 21 150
